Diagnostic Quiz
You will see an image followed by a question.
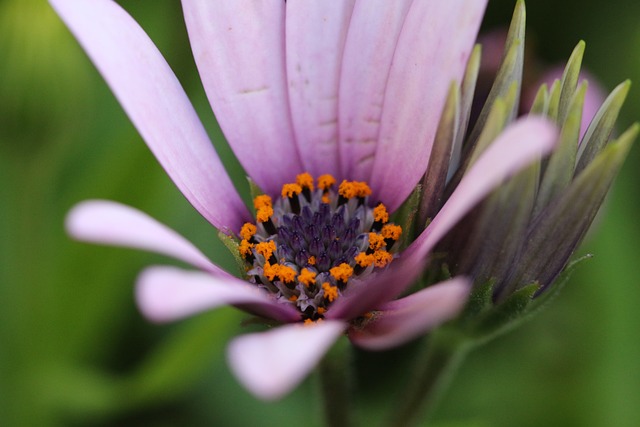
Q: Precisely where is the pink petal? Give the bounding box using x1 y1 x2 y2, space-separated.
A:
136 266 300 323
285 1 356 178
338 0 415 181
369 1 488 211
348 277 470 351
182 0 303 195
227 320 346 400
329 117 557 320
50 0 248 232
66 200 227 275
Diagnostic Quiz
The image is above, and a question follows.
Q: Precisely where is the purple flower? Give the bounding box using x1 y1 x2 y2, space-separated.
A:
53 0 557 399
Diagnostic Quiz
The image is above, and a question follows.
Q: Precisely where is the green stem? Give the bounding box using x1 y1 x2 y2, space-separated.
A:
318 337 353 427
386 330 470 427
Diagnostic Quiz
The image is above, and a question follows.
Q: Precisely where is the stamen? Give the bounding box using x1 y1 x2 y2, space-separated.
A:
239 240 255 260
381 224 402 240
318 174 336 191
373 204 389 223
338 180 358 199
282 183 302 198
296 172 314 202
373 250 393 268
322 282 339 302
355 252 374 268
296 173 314 189
381 224 402 249
372 203 389 230
255 241 277 263
368 233 386 251
240 223 257 241
298 268 317 287
278 265 297 284
330 263 354 283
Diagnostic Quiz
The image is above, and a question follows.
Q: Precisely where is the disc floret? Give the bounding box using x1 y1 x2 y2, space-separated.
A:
238 173 402 321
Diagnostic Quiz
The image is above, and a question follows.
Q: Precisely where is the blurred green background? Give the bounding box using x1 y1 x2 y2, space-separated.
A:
1 0 639 426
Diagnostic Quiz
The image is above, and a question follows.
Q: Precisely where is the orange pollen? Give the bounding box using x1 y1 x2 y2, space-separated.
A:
298 268 317 287
255 241 277 260
289 295 298 302
368 233 386 251
338 180 357 198
321 194 331 204
355 252 374 268
317 307 327 315
373 250 393 268
381 224 402 241
253 194 272 210
354 182 372 198
330 263 354 282
318 174 336 190
373 204 389 223
240 223 257 240
263 262 279 282
239 240 254 258
322 282 339 302
263 262 297 283
307 256 316 265
281 183 302 198
256 205 274 223
296 172 314 190
278 265 297 283
304 318 314 325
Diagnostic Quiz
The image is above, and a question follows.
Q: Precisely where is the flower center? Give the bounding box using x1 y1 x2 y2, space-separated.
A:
238 173 402 321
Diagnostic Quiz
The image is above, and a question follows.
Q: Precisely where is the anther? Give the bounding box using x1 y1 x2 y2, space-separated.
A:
296 173 314 202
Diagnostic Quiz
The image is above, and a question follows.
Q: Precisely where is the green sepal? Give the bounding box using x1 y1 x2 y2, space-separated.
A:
575 80 631 174
508 123 637 290
558 41 586 124
466 86 511 169
459 279 495 321
460 162 539 289
467 0 525 145
528 254 593 314
394 183 422 249
528 83 549 116
450 44 481 172
467 282 539 343
546 79 562 121
218 230 246 277
418 83 460 229
247 176 265 202
533 81 587 217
